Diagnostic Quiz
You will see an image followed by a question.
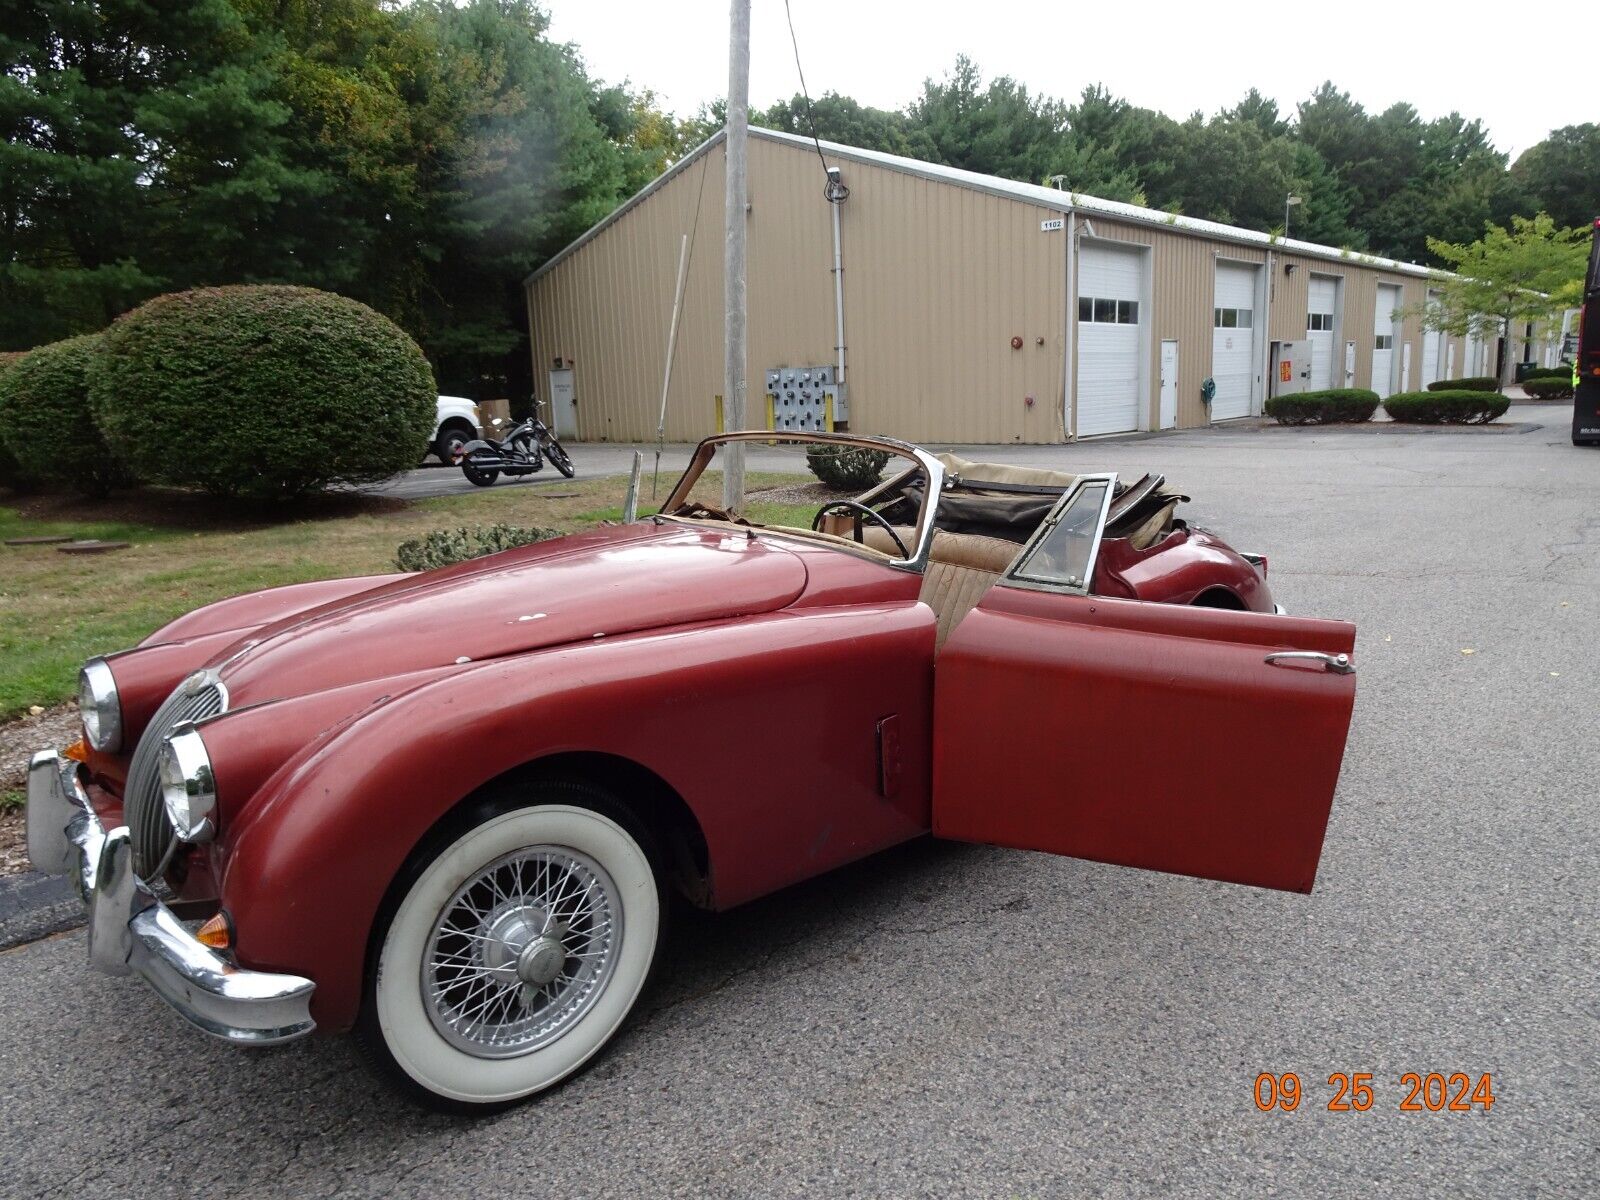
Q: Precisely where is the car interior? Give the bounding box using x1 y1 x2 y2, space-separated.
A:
661 442 1188 647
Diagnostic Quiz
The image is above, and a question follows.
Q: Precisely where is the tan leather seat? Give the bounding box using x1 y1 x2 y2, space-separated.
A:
862 525 1020 647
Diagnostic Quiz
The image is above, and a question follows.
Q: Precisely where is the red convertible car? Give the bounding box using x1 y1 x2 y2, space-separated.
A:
29 432 1357 1109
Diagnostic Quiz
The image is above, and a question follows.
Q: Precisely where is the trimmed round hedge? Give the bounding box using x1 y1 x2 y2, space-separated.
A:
90 286 437 500
1426 376 1498 393
1522 366 1570 381
1383 390 1509 425
0 352 28 491
0 335 130 496
1264 388 1379 425
1522 376 1574 399
806 443 890 489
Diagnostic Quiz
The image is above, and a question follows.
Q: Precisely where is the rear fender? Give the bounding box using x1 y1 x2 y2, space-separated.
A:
457 439 497 456
221 602 935 1031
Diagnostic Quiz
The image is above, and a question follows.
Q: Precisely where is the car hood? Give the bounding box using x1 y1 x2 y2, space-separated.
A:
215 522 806 705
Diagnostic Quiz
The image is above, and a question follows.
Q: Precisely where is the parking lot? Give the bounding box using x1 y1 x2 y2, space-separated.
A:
1 405 1594 1198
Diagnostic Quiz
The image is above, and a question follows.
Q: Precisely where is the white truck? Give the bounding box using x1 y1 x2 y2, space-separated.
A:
431 395 482 464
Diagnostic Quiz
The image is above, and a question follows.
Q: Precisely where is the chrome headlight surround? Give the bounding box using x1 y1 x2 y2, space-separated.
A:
78 658 123 752
158 725 217 843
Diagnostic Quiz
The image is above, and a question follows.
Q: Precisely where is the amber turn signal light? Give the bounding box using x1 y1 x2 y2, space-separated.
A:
62 738 88 763
196 912 232 951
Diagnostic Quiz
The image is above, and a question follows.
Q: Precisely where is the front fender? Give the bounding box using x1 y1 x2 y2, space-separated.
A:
221 601 935 1031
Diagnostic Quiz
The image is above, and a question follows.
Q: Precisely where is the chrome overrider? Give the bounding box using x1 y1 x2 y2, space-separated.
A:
26 748 315 1045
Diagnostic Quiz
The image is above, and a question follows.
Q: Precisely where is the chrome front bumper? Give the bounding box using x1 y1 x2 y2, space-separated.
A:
26 750 315 1045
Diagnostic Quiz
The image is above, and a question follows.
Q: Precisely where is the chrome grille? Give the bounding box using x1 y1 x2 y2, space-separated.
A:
125 673 226 877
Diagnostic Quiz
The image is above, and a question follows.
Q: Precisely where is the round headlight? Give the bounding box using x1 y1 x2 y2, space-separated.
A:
78 658 122 752
159 725 217 843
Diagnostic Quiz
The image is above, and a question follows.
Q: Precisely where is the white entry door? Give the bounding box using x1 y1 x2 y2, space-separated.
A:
1372 284 1402 398
1076 243 1144 436
1211 262 1259 420
1159 340 1179 429
1420 290 1443 386
1307 276 1338 390
548 368 578 440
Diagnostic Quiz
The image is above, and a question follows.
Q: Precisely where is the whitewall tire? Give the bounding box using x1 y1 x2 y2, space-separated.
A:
360 785 662 1109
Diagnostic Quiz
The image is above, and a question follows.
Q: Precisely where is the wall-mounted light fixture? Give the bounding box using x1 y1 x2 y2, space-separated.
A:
1284 263 1298 276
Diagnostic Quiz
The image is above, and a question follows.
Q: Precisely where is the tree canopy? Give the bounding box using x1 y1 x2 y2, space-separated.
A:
2 14 1590 394
1420 214 1588 386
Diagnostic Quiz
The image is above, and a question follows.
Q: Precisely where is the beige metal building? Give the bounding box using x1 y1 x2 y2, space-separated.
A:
525 128 1518 444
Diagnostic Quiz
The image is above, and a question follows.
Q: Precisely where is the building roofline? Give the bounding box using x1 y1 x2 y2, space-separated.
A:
525 124 1444 288
750 127 1441 279
524 128 727 286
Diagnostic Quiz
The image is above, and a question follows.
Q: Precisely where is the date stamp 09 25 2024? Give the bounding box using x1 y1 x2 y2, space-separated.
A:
1254 1072 1496 1114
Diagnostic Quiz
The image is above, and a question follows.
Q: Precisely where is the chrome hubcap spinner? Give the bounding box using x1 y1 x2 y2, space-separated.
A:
421 846 620 1058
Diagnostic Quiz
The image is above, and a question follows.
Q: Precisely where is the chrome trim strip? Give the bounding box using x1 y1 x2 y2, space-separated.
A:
25 750 316 1045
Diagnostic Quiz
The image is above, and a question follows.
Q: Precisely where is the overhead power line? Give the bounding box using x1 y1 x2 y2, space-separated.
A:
782 0 848 203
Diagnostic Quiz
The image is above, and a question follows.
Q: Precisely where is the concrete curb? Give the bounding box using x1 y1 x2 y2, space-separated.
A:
0 871 83 951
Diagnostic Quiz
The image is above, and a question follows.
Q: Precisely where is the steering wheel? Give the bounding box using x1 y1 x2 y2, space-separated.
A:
811 500 910 558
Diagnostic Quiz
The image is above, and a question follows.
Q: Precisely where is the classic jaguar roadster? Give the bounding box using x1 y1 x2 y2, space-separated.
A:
29 432 1357 1109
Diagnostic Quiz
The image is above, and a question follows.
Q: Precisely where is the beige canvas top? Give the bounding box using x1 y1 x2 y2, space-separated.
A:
935 453 1080 489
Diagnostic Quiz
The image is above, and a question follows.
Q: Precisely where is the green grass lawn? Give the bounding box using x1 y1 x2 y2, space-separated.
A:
0 472 819 721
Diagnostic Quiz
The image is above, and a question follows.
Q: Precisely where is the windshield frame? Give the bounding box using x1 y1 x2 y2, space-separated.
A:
657 431 947 574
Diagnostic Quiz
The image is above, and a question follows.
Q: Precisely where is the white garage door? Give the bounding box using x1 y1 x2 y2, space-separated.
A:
1076 244 1144 436
1307 276 1338 390
1211 262 1258 420
1372 283 1402 398
1420 289 1443 385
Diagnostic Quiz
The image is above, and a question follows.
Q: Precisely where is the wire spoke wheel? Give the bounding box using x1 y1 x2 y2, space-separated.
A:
362 794 662 1109
423 846 621 1058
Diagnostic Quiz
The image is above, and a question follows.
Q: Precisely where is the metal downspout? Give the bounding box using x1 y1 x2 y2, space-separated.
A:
830 174 847 392
1064 208 1077 440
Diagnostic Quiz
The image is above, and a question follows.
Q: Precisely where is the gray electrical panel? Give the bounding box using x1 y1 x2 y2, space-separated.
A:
764 365 848 432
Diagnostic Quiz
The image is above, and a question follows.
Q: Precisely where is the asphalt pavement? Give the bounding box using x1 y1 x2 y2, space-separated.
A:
1 405 1594 1197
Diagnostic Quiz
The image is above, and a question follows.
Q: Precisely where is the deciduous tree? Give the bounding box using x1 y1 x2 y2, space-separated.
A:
1420 214 1588 387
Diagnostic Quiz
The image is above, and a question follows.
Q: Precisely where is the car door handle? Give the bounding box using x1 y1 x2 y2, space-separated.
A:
1264 651 1354 675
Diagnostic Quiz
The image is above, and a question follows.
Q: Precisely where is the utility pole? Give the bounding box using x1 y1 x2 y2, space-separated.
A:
722 0 750 510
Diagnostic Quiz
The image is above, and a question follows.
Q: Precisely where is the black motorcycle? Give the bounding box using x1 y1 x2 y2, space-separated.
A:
456 408 575 486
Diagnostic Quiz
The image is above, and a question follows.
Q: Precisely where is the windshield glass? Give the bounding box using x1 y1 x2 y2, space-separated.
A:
658 435 935 562
1008 476 1115 591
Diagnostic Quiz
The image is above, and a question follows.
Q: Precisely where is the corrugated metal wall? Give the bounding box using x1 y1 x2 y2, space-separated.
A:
834 152 1066 443
527 133 1465 444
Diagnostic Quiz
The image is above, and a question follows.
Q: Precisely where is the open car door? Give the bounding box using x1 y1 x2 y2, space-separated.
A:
932 475 1356 893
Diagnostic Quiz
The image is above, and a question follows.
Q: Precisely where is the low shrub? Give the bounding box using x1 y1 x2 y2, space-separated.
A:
805 443 890 489
395 523 561 572
0 335 130 496
1264 388 1379 425
1426 376 1498 392
90 286 437 501
1383 390 1510 425
1522 376 1574 399
1522 366 1569 381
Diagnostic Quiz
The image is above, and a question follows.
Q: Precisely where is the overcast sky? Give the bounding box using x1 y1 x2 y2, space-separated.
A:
546 0 1572 159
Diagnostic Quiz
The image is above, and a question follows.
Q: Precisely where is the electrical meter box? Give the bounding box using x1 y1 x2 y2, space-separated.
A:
1271 341 1313 396
765 365 848 432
